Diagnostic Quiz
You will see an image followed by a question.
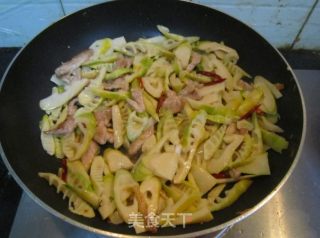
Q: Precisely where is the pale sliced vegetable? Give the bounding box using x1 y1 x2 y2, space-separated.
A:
98 175 116 219
114 169 139 223
103 149 133 172
66 161 100 208
40 115 55 156
90 156 106 196
210 179 252 212
126 111 149 141
140 176 161 214
112 105 124 148
261 128 288 153
237 153 271 175
203 125 226 160
174 43 192 69
39 173 95 218
208 135 243 174
190 166 217 195
40 79 88 111
146 152 178 181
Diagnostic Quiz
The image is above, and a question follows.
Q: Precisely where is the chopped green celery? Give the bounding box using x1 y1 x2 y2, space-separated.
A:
172 57 182 74
131 159 153 182
114 169 139 223
261 129 288 153
98 174 116 219
144 42 175 59
146 152 179 180
265 113 279 124
126 111 149 141
259 116 283 133
142 91 159 121
90 38 112 56
210 179 252 212
157 25 185 42
190 166 217 195
156 113 165 140
81 54 118 67
254 76 277 114
237 153 271 175
186 98 236 118
252 113 264 154
89 63 114 71
126 57 153 83
66 161 100 208
169 74 184 92
208 135 244 174
38 173 95 218
162 181 183 202
54 137 64 159
103 148 133 172
237 88 263 117
183 102 195 119
104 68 133 81
228 134 253 168
184 71 212 83
90 87 129 100
40 79 88 111
206 114 235 124
203 125 226 160
55 86 65 94
112 105 124 148
140 176 161 214
40 115 55 156
174 43 192 69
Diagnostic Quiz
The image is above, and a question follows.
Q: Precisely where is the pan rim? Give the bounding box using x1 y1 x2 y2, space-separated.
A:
0 0 307 237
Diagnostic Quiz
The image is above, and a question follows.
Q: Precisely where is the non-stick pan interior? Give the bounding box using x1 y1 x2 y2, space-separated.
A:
0 0 304 236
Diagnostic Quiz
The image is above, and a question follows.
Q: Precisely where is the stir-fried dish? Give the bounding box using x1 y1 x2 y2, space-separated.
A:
38 26 288 233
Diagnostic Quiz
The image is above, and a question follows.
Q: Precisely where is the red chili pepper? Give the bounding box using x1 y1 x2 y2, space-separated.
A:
61 159 67 182
240 104 263 120
156 93 167 113
255 106 264 115
138 77 144 89
212 172 229 179
198 71 226 85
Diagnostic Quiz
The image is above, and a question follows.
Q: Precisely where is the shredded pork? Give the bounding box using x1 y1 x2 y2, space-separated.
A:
55 49 93 77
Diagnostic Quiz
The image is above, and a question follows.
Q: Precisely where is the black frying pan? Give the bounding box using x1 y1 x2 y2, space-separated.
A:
0 0 305 237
